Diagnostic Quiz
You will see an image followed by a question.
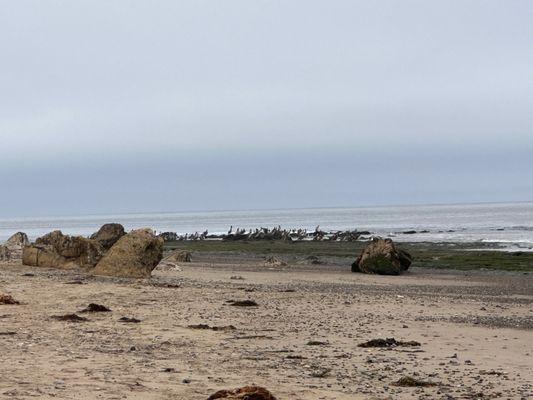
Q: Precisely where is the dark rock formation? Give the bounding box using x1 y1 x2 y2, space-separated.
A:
90 223 125 250
351 238 412 275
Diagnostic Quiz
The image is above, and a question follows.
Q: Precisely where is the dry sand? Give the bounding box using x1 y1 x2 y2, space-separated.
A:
1 253 532 399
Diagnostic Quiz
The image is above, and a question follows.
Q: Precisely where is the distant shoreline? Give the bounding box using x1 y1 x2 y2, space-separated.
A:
2 202 533 245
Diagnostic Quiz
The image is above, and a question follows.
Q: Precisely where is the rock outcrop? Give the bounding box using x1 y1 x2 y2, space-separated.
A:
207 386 277 400
0 232 29 262
90 223 125 250
167 250 192 263
22 231 102 269
351 238 412 275
92 229 163 278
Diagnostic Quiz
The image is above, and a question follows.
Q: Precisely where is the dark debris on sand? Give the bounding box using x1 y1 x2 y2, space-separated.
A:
79 303 111 313
358 337 421 348
188 324 236 331
207 385 277 400
226 299 258 307
51 313 88 322
392 376 438 387
0 294 20 305
119 316 141 323
307 340 329 346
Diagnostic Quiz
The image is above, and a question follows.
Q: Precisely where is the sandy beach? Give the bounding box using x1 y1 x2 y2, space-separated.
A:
1 250 531 400
4 1 533 398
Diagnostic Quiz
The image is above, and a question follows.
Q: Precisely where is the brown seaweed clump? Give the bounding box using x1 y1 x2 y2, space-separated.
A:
393 376 437 387
0 294 20 305
358 338 421 348
51 314 88 322
207 386 277 400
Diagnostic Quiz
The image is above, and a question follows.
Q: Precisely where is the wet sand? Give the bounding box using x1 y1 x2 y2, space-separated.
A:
1 254 532 399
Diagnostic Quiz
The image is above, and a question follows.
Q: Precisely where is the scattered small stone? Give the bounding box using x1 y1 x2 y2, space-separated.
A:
51 314 88 322
307 340 328 346
21 273 34 277
230 276 245 280
479 370 505 376
64 280 86 285
286 355 306 360
188 324 236 331
162 367 176 373
358 338 421 348
310 367 331 378
119 317 141 323
164 283 181 288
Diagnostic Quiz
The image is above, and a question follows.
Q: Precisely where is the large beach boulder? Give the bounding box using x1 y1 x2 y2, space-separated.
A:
352 238 412 275
92 229 163 278
0 232 30 262
22 230 103 269
207 386 277 400
90 223 125 250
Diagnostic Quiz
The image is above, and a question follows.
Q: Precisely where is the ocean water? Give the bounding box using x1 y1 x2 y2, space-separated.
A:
1 202 533 248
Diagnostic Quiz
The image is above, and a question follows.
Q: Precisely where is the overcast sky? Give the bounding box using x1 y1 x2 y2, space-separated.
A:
1 1 532 217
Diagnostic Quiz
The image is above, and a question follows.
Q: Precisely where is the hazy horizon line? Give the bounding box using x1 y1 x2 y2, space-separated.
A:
2 199 532 221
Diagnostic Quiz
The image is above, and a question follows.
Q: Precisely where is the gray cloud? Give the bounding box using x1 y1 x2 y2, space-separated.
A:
0 1 532 216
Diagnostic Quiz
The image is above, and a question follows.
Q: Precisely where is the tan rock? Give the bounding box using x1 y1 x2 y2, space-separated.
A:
22 245 68 269
166 250 192 263
92 229 163 278
352 238 412 275
22 231 102 269
0 232 29 262
156 250 191 271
